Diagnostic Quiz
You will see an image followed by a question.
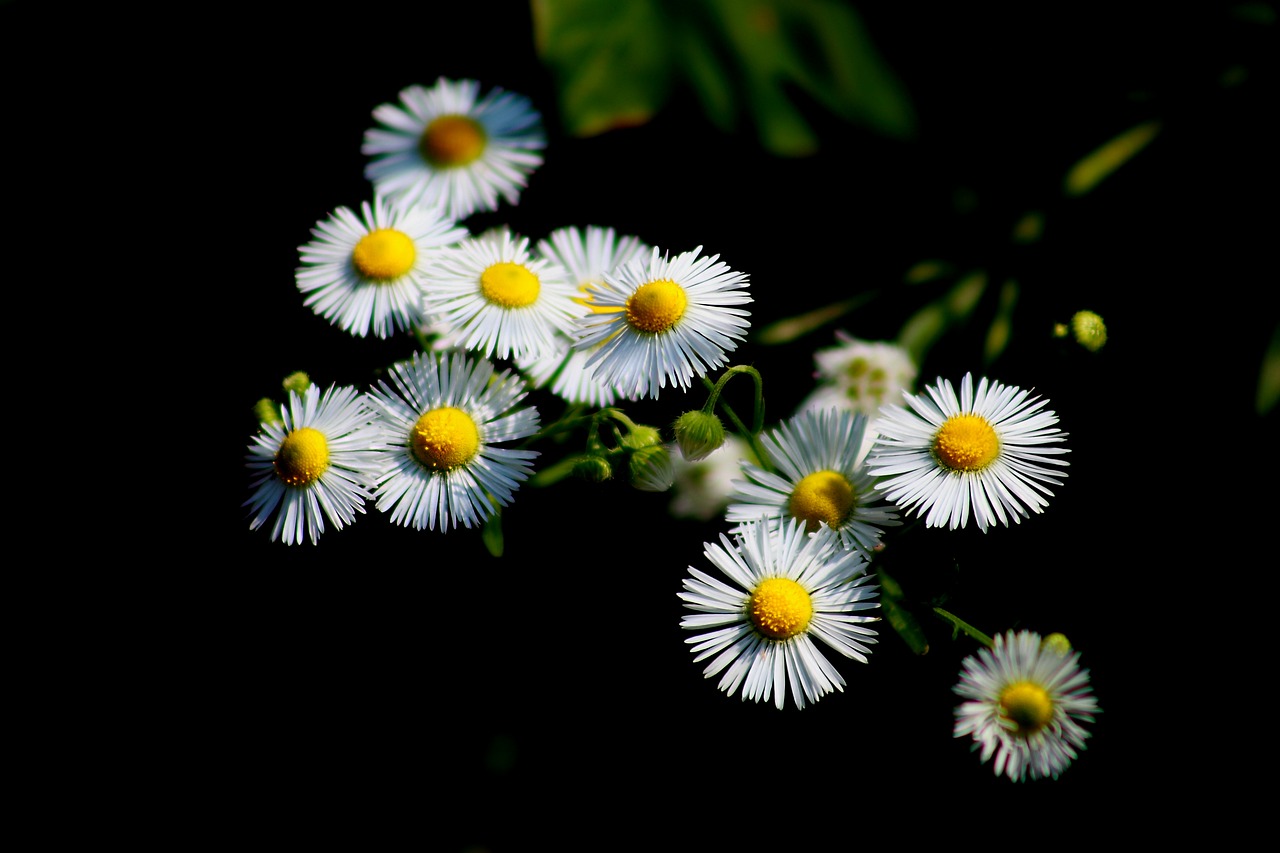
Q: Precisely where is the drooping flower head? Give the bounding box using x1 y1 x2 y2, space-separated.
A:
953 630 1100 781
866 372 1070 532
295 195 467 339
573 245 752 400
364 349 540 531
363 78 545 222
420 226 582 362
726 407 900 557
244 384 382 545
515 225 651 406
679 518 880 711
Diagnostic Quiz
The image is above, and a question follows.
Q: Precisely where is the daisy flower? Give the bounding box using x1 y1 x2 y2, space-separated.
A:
725 407 900 557
364 349 540 532
573 245 752 400
295 194 467 339
244 384 382 545
865 372 1070 532
514 225 651 406
953 630 1100 782
363 77 545 222
421 226 582 362
679 518 880 711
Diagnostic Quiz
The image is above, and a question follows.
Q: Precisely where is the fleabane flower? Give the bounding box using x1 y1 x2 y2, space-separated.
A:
679 518 880 711
866 372 1070 532
363 77 545 222
573 245 752 400
364 349 540 531
295 195 467 339
515 225 651 406
726 408 900 557
244 384 382 545
954 630 1100 782
421 226 582 362
797 333 917 447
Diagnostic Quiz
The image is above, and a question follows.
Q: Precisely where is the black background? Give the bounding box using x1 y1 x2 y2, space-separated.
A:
18 0 1275 846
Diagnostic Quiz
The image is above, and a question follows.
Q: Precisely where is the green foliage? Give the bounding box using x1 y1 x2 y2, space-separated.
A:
533 0 917 156
1259 323 1280 416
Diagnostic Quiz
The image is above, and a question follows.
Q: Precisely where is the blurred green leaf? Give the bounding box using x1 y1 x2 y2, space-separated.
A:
898 270 988 366
1063 120 1162 197
482 507 505 557
983 279 1019 365
533 0 916 155
1258 322 1280 416
877 567 929 655
755 293 874 345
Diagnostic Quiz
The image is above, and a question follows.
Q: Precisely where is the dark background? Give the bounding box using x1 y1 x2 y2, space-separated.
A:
19 0 1273 846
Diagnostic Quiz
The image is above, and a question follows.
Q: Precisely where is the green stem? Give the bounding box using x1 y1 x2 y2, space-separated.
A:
700 372 773 474
932 607 994 648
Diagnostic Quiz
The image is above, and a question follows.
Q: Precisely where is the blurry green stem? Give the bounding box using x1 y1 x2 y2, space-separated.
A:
700 369 773 474
932 607 994 648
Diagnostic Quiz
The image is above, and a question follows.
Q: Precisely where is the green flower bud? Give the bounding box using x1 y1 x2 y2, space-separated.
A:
1041 632 1072 655
621 424 663 450
572 455 614 483
629 444 674 493
1071 310 1107 352
673 410 726 462
282 371 312 395
253 397 283 426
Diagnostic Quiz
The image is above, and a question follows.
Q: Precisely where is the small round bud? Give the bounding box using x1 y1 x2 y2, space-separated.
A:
673 411 726 462
572 455 614 483
282 371 312 395
1070 310 1107 352
253 397 282 426
1040 632 1072 655
629 444 674 493
621 424 663 450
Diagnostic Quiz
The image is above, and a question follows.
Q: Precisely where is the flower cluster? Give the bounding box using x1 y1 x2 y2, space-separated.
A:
242 77 1102 782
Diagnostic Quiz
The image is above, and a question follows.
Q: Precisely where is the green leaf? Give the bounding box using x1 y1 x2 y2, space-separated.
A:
983 279 1019 366
1258 322 1280 416
876 567 929 655
754 293 873 345
897 270 988 366
482 508 504 558
533 0 672 137
1063 120 1162 197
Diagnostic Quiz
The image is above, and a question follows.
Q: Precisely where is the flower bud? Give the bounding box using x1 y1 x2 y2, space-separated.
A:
629 444 674 492
1070 310 1107 352
673 410 726 462
282 371 312 395
573 455 614 483
621 424 663 450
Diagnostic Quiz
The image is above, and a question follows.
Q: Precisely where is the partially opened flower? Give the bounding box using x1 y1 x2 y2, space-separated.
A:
866 372 1070 532
573 245 751 400
295 195 467 339
953 630 1100 782
363 77 545 222
421 226 582 362
679 518 879 711
725 407 900 557
244 384 382 545
515 225 651 406
364 350 540 531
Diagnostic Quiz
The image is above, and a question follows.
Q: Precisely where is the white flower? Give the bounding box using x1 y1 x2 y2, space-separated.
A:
244 384 381 545
364 350 540 531
295 195 466 339
669 434 753 521
363 77 545 222
573 245 751 400
866 372 1070 532
679 518 879 710
954 630 1100 781
726 407 900 556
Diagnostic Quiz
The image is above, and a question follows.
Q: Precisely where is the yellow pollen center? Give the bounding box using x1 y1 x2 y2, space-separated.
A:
480 262 541 307
788 470 855 532
420 114 487 167
999 681 1055 734
933 414 1000 472
749 577 814 640
273 427 330 487
411 407 480 471
351 228 416 281
625 280 688 333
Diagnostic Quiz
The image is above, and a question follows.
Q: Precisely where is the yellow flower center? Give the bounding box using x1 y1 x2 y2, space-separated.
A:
351 228 417 281
419 114 487 167
933 413 1000 472
411 407 480 471
273 427 330 487
480 261 541 307
999 681 1055 735
625 280 687 333
750 577 814 640
788 470 855 533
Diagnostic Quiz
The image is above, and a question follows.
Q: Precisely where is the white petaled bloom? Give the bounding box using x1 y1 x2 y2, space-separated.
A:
295 196 467 339
421 226 582 362
953 630 1100 782
679 518 880 711
573 245 752 400
364 349 540 532
725 408 900 557
244 384 382 545
363 77 545 222
866 372 1070 532
670 434 754 521
515 225 651 406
